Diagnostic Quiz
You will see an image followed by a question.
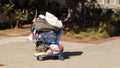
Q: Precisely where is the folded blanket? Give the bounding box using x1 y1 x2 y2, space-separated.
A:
34 52 48 57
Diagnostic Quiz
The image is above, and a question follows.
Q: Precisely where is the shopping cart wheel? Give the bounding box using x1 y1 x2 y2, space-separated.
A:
60 56 64 61
58 55 64 61
37 56 43 61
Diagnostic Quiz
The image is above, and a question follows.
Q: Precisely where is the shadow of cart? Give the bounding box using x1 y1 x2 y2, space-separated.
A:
62 51 83 60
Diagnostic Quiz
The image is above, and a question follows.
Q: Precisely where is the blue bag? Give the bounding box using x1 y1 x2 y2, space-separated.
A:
44 32 57 43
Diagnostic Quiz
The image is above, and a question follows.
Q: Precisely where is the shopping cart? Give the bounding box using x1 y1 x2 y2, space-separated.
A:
33 29 64 61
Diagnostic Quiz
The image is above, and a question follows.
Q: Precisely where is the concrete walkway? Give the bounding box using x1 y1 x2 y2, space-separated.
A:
0 36 120 68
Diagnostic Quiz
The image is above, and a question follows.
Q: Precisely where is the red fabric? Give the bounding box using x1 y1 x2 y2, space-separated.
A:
59 44 64 52
0 64 5 67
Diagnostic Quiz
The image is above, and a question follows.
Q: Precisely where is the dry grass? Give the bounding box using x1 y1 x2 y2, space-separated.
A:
0 28 31 37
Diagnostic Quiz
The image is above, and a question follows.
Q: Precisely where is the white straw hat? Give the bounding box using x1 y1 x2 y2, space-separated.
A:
45 12 63 28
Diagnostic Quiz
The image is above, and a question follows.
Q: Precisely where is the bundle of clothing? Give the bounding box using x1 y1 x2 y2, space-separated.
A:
31 12 63 32
29 12 64 57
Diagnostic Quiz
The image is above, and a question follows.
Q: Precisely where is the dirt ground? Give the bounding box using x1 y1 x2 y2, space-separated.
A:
0 28 31 37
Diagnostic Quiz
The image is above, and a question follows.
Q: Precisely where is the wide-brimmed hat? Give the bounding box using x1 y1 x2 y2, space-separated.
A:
45 12 63 29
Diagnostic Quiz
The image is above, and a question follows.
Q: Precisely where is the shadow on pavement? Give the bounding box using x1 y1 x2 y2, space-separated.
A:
63 51 83 60
36 51 83 61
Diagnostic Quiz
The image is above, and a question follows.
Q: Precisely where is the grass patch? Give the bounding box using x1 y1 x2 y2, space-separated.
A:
63 28 110 41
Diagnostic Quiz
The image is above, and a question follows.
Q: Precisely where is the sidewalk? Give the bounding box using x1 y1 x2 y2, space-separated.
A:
0 36 120 68
0 36 28 45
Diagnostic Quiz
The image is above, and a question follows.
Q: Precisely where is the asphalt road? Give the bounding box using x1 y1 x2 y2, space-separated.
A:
0 36 120 68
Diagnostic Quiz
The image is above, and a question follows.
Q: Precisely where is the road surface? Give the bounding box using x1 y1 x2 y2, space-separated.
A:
0 36 120 68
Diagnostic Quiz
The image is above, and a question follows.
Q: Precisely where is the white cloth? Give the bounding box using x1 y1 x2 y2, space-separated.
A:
45 12 63 28
28 34 33 41
38 14 45 19
50 44 60 51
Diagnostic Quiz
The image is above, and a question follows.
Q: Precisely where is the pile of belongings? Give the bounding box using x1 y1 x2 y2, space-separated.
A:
31 12 63 32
